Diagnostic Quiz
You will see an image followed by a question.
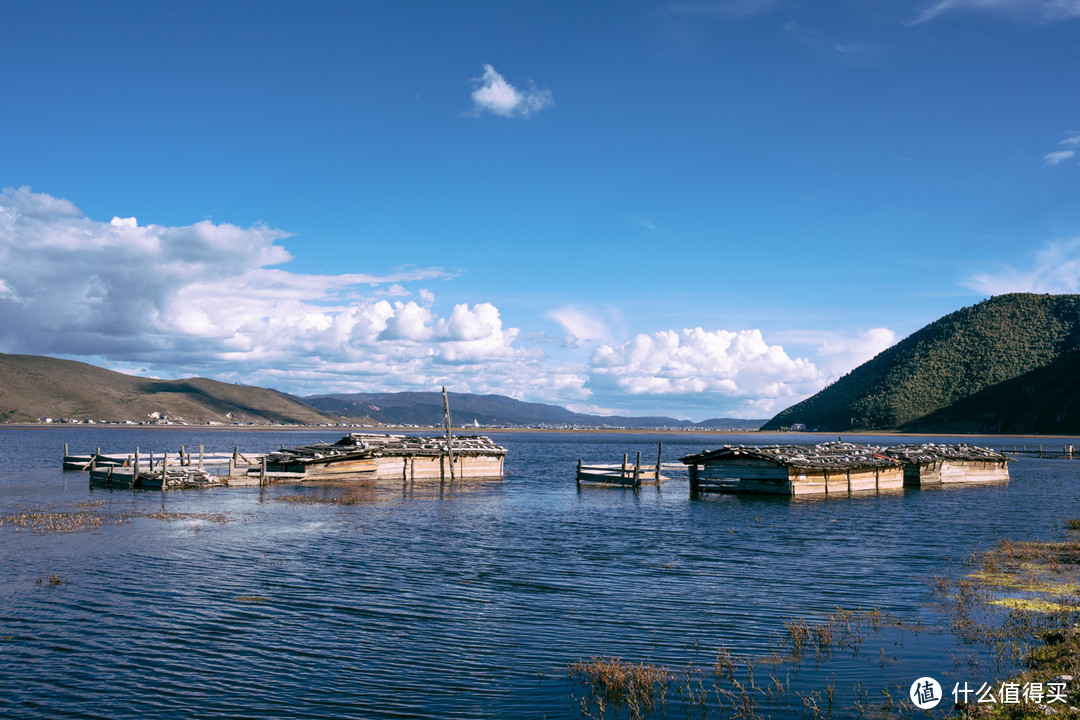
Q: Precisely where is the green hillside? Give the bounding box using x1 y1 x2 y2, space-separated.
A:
0 353 334 425
763 294 1080 432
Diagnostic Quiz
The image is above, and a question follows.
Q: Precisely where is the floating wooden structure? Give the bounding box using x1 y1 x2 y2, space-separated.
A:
80 447 227 490
576 445 679 489
65 433 506 488
680 441 1011 497
262 433 506 482
999 444 1078 460
884 443 1010 486
681 442 906 497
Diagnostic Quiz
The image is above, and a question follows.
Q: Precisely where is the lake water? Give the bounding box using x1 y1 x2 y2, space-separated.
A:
1 427 1078 719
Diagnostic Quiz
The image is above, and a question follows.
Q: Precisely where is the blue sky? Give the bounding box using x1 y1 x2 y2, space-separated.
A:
2 0 1079 420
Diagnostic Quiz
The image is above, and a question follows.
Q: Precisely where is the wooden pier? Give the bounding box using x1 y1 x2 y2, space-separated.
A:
575 444 682 489
1000 444 1078 459
65 443 273 490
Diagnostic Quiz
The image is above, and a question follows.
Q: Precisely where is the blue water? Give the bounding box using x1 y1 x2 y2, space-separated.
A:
1 427 1078 719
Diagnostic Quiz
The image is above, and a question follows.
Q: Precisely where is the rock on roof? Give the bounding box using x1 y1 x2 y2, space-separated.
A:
680 442 901 470
881 443 1007 464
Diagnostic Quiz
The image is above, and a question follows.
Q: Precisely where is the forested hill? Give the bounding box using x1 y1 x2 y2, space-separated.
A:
763 293 1080 433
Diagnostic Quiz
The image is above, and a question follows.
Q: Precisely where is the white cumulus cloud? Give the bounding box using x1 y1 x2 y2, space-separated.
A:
470 65 554 119
587 327 824 416
0 187 555 398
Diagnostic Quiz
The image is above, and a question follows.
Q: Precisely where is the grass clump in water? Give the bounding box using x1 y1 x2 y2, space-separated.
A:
569 657 669 720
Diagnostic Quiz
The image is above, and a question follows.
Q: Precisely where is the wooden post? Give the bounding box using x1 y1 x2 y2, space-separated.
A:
442 386 455 482
90 453 97 472
198 445 204 471
633 451 642 489
64 443 69 458
655 443 663 482
621 453 628 479
260 456 267 486
134 447 140 481
576 459 583 487
689 464 699 498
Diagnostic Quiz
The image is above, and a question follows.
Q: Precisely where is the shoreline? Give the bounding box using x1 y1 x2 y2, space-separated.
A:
3 423 1080 441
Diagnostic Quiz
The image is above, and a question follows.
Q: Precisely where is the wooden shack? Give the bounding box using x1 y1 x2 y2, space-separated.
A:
883 443 1009 486
264 433 506 482
680 442 905 497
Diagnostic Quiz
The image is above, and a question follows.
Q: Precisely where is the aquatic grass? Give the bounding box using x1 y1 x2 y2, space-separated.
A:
568 657 669 720
275 493 372 506
1 501 237 534
938 525 1080 718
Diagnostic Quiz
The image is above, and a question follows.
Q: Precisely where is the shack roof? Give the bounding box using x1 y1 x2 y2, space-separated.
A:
269 433 506 464
882 443 1007 464
680 442 901 470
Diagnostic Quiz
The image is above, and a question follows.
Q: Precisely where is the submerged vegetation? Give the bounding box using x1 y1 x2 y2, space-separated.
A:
942 520 1080 718
568 607 901 720
0 501 237 534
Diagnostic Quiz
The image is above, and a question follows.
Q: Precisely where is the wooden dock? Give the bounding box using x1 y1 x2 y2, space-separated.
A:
1000 443 1078 459
576 444 682 489
65 443 272 490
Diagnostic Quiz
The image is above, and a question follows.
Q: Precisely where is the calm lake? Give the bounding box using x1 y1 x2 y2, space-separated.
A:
1 427 1078 719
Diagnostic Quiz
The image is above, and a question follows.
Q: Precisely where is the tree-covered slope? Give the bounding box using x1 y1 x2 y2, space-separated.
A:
763 294 1080 432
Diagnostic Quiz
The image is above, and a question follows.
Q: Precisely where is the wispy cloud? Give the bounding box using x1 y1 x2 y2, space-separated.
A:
1042 132 1080 166
912 0 1080 24
816 328 898 377
469 65 553 119
782 22 880 64
1045 150 1076 166
964 237 1080 295
547 305 614 348
630 215 658 231
667 0 782 19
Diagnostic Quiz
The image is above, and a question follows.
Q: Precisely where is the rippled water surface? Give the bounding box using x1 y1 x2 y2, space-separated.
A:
2 427 1079 719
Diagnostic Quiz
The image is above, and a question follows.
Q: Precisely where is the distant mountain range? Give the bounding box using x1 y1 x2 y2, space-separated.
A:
14 293 1076 433
0 352 765 429
763 293 1080 434
302 392 765 430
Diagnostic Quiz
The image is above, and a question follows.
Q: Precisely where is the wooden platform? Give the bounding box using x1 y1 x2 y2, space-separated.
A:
575 445 681 489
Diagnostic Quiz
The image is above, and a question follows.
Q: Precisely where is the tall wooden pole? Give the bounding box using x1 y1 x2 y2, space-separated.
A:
442 386 455 482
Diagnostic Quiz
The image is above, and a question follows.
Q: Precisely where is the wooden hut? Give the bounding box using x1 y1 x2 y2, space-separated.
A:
679 442 905 497
883 443 1009 486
